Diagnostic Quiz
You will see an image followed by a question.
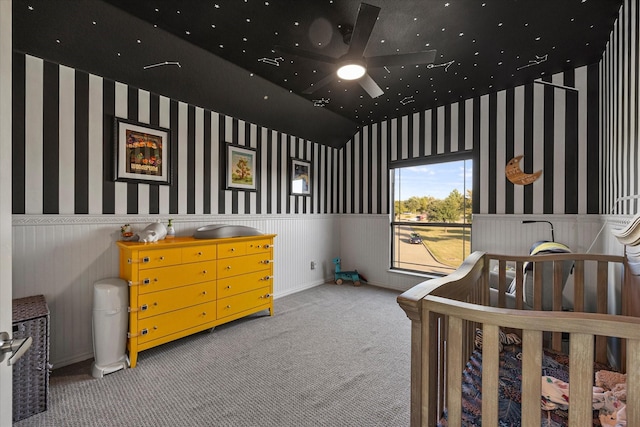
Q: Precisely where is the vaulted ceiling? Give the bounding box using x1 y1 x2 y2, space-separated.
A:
13 0 622 148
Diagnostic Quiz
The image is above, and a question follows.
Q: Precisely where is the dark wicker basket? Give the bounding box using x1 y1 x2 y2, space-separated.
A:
12 295 50 422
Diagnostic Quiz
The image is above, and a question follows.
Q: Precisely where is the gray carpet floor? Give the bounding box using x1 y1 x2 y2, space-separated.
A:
14 284 411 427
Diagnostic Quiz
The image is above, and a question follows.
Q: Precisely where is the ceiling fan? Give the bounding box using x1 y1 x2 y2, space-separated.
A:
276 2 437 99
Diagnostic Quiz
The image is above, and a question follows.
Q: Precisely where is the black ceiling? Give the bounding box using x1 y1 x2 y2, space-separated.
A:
13 0 622 148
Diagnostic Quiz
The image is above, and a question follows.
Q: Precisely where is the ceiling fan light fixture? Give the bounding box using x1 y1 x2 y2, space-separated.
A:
337 62 366 80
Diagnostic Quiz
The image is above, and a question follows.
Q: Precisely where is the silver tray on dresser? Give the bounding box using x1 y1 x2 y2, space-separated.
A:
193 224 263 239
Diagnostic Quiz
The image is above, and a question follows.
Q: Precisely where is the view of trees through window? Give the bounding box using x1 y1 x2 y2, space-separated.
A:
391 159 472 275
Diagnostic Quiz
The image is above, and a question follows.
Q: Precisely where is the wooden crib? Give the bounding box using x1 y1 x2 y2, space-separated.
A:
397 250 640 426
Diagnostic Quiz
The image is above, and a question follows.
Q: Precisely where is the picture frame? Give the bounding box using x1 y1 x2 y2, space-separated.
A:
226 143 257 191
290 158 312 196
113 118 171 185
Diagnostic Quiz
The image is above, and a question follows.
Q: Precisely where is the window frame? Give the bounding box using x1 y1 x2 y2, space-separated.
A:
389 151 473 275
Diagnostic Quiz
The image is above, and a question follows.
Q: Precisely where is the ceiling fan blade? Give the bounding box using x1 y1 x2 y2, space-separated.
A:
302 73 335 94
274 45 337 65
358 73 384 98
366 50 438 68
347 3 381 57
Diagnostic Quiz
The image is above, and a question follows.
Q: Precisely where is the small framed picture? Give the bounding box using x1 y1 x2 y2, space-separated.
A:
226 144 257 191
290 158 312 196
113 118 171 185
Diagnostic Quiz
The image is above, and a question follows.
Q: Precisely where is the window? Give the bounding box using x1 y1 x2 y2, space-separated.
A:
390 157 472 275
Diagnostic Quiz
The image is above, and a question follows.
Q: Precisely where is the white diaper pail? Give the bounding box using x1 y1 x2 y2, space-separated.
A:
91 278 129 378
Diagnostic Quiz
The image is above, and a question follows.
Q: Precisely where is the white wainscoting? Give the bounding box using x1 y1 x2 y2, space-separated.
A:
12 214 339 368
473 214 633 314
13 212 634 368
338 214 435 292
338 213 634 303
471 214 612 255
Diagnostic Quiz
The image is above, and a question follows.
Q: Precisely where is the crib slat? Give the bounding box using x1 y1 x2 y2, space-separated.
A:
573 260 585 312
533 262 543 310
515 261 524 310
446 316 463 425
437 314 447 417
481 325 500 426
498 260 507 307
627 339 640 425
595 261 608 364
551 261 563 351
568 333 594 426
553 260 563 311
521 330 542 426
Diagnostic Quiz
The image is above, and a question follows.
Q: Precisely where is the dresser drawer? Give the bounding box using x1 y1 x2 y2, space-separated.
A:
246 239 274 255
217 253 272 279
217 271 273 298
138 260 217 294
138 248 182 270
218 242 247 258
136 301 216 344
136 281 216 319
217 287 271 319
182 245 217 263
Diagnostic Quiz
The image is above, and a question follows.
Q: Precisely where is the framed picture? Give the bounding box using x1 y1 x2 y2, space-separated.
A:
290 158 312 196
113 118 171 185
226 144 257 191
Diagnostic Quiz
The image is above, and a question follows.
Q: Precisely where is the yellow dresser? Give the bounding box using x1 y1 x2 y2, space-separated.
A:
117 235 275 367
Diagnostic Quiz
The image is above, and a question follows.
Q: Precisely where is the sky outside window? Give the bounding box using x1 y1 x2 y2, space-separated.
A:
394 160 473 201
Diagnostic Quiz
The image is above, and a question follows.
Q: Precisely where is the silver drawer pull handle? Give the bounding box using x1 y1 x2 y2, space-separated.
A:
140 304 148 311
142 257 150 263
143 278 150 285
141 328 149 336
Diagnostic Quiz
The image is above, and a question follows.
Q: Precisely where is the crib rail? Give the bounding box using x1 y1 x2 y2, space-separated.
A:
397 250 640 427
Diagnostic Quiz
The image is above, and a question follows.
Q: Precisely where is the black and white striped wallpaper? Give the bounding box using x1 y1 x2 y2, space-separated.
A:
341 64 601 215
13 50 605 218
601 0 640 216
12 53 341 216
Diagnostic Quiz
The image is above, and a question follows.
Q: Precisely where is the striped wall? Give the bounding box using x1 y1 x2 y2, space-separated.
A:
341 65 601 215
601 0 640 215
13 51 605 218
12 53 340 216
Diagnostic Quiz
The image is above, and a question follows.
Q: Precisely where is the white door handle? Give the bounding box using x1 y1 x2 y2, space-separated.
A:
0 331 33 366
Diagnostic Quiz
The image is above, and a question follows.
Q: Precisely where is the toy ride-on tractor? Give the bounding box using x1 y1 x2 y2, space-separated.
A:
332 257 367 287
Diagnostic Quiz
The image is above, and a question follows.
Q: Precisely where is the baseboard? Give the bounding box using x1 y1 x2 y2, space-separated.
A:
274 279 328 299
52 350 95 370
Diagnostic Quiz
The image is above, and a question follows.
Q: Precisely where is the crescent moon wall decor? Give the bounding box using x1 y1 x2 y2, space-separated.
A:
505 155 542 185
